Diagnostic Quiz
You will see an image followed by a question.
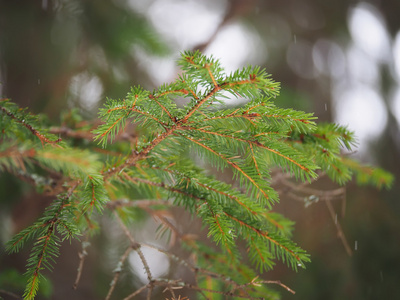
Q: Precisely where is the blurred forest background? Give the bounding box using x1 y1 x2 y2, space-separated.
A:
1 0 399 299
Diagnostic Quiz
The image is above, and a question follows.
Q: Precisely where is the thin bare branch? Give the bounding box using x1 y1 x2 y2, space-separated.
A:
123 283 149 300
105 246 133 300
106 199 171 210
73 235 90 290
0 289 22 299
325 200 353 256
113 211 153 281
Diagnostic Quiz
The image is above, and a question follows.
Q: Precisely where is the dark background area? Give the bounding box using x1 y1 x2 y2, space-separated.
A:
1 0 399 299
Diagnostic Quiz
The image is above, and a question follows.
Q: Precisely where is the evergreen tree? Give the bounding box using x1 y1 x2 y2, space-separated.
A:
1 51 392 299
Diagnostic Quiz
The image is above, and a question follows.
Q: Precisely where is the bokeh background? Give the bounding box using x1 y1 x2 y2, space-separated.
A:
1 0 399 299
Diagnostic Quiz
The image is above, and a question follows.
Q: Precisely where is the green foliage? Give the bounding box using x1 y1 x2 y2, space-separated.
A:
6 196 80 299
0 268 53 298
0 51 393 299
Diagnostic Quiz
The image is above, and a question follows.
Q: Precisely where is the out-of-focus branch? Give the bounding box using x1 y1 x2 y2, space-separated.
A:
49 126 137 143
192 0 258 52
273 169 352 255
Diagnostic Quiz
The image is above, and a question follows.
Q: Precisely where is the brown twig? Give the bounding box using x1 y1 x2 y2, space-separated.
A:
49 126 95 140
106 199 171 210
73 235 91 290
50 126 138 144
248 278 295 295
106 195 297 299
192 0 258 52
274 170 353 256
325 200 353 256
102 125 179 180
105 246 134 300
113 210 153 279
138 243 296 298
123 283 149 300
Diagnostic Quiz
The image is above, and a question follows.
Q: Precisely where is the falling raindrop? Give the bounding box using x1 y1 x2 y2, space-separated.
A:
325 103 327 111
294 35 297 44
355 240 358 250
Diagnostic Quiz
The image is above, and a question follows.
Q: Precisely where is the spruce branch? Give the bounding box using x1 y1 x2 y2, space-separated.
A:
2 50 394 300
1 99 62 145
6 186 81 300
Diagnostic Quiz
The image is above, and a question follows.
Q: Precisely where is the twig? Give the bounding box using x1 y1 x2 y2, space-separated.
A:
146 287 152 300
251 279 295 295
181 282 261 299
137 243 296 298
113 210 153 281
49 126 94 140
73 235 90 289
192 0 258 52
162 284 177 300
0 289 22 299
50 126 137 143
105 246 134 300
123 283 149 300
275 169 352 255
106 199 171 210
325 200 353 256
279 175 346 201
341 191 347 218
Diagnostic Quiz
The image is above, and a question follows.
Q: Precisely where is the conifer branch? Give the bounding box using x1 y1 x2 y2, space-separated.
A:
249 143 262 178
0 100 62 145
181 86 221 122
149 94 174 121
184 126 316 178
178 133 271 201
195 180 258 215
2 51 393 300
143 164 266 217
224 212 303 264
